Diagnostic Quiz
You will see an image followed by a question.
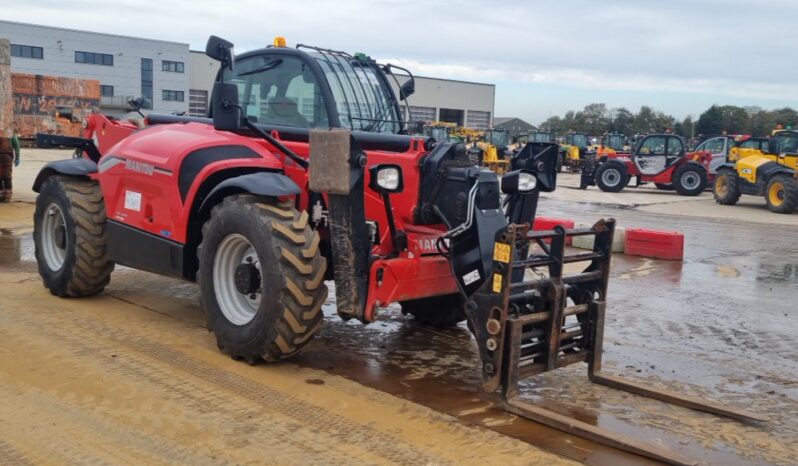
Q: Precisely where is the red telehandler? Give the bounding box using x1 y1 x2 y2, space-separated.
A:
33 35 763 465
581 134 712 195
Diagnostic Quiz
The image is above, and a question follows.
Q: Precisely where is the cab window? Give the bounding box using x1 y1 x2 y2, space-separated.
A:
666 137 684 155
639 136 666 155
223 55 329 128
699 138 725 154
778 135 798 153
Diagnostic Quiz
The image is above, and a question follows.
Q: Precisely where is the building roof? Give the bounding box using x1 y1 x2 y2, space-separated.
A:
494 117 537 131
0 20 189 47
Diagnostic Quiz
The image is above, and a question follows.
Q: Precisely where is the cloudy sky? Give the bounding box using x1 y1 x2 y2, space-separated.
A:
2 0 797 124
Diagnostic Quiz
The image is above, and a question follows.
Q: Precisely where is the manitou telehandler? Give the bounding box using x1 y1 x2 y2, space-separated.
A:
33 35 763 465
582 133 713 195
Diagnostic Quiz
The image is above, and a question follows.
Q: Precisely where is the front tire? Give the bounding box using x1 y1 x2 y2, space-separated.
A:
713 168 741 205
33 176 114 297
765 174 798 214
199 195 327 362
400 293 466 328
673 164 707 196
594 162 628 192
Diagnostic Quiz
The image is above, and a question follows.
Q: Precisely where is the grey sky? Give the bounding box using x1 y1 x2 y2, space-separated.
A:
2 0 796 124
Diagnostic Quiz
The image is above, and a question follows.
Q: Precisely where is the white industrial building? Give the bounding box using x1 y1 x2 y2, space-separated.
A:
0 20 189 115
391 75 495 130
1 20 495 128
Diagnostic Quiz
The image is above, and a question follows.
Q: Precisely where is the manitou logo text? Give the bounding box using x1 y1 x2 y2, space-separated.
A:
125 159 155 176
416 237 447 254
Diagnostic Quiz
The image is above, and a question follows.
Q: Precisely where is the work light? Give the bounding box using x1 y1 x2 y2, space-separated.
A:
501 170 537 194
370 165 403 193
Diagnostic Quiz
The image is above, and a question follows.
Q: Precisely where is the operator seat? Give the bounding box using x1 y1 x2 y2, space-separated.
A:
265 97 309 127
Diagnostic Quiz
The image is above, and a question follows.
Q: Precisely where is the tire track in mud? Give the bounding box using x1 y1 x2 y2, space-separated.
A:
0 312 439 465
0 297 565 465
0 439 32 466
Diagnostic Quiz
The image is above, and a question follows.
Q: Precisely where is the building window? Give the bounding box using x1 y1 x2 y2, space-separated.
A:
466 110 491 131
75 51 113 66
407 106 436 123
188 89 208 116
10 44 43 59
162 60 185 73
141 58 153 109
162 90 184 102
100 85 114 97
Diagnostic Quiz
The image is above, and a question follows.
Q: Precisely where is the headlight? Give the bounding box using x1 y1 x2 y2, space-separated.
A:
518 172 537 192
369 165 404 194
501 169 538 194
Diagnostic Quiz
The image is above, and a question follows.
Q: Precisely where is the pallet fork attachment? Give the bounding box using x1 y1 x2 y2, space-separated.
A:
465 219 766 466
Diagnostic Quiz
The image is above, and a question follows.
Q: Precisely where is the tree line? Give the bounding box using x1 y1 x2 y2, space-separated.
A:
539 103 798 138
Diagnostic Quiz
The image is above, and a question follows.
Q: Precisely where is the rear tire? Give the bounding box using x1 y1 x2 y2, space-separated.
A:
33 176 114 297
713 168 741 205
673 164 707 196
468 148 483 166
198 195 327 362
594 162 628 192
401 293 466 328
765 174 798 214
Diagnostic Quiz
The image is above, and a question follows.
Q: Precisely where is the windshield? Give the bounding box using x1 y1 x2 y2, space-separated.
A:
489 130 509 148
304 49 402 134
775 133 798 153
570 133 587 148
532 132 552 143
224 55 329 128
605 134 624 150
425 127 450 141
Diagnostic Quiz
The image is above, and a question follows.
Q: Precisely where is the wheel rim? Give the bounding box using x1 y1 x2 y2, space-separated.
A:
601 168 621 187
213 234 262 326
41 203 67 271
769 182 784 206
716 175 728 196
681 171 701 190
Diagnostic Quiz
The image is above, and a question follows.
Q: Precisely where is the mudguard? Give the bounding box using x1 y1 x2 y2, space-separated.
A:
198 171 300 211
32 158 98 192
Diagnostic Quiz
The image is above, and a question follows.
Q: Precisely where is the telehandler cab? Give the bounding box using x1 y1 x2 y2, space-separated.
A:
33 35 763 465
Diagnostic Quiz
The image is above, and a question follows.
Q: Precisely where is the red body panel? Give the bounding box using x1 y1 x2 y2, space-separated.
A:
83 113 459 322
99 122 284 243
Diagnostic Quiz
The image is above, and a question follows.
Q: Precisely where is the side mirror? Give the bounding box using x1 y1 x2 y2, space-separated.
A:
399 79 415 100
206 35 235 70
211 82 242 132
127 97 148 111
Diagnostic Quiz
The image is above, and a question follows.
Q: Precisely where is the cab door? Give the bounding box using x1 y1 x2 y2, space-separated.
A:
694 137 727 174
633 135 669 175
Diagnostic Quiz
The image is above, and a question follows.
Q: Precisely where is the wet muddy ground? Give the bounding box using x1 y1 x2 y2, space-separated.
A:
1 154 796 465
